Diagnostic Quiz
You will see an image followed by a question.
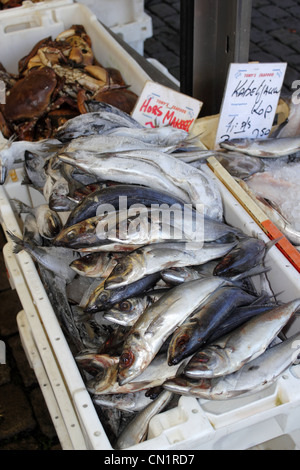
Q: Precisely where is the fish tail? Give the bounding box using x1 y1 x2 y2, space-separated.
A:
231 265 271 282
6 230 25 254
10 198 31 215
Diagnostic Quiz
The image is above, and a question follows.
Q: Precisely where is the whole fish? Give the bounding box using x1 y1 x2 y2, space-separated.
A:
0 137 61 184
83 272 161 314
167 286 259 366
64 184 190 228
55 110 142 142
7 231 79 284
184 299 300 379
213 236 268 277
212 151 264 179
70 252 121 278
57 149 223 221
117 276 232 385
11 199 62 239
163 332 300 400
103 289 169 327
220 136 300 158
60 134 179 155
104 240 237 289
114 390 173 450
93 391 154 413
83 101 143 126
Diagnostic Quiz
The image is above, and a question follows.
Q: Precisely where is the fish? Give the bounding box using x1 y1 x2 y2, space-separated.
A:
212 151 265 179
104 240 238 290
55 110 142 142
64 184 191 228
213 236 269 277
60 134 179 155
103 289 169 327
7 231 79 284
163 332 300 400
93 391 154 413
80 101 143 128
220 135 300 158
11 199 62 239
184 299 300 379
83 272 161 314
43 156 77 212
70 252 121 278
167 286 260 366
57 149 224 221
75 350 119 376
117 276 233 385
20 212 43 246
114 390 173 449
0 137 61 184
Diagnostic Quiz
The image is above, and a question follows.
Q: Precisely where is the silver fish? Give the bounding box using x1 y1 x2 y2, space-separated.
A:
164 332 300 400
55 110 142 142
220 136 300 158
117 277 232 385
58 149 223 221
184 299 300 379
70 252 121 278
61 134 179 154
114 390 173 449
93 391 154 413
105 240 237 289
7 231 79 284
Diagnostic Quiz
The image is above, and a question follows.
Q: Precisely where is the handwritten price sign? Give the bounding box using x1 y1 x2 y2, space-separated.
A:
132 81 203 132
215 63 287 147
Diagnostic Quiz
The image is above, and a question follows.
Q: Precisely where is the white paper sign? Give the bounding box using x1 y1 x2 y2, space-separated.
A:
215 62 287 147
132 81 203 132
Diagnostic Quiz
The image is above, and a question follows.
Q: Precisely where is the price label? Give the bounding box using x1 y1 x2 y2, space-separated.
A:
132 81 203 132
215 63 287 147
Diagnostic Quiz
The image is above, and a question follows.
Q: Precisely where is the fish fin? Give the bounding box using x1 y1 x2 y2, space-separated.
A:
266 237 284 252
6 230 24 254
231 265 271 282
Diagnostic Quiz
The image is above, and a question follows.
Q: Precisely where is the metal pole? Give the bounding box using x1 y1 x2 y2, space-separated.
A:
181 0 252 116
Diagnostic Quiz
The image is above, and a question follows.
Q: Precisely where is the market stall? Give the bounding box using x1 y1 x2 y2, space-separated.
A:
1 0 300 452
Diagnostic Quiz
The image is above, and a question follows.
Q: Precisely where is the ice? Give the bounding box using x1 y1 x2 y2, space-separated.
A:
246 158 300 232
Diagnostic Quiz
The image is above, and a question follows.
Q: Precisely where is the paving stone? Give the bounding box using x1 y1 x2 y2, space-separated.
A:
147 3 177 19
271 0 297 6
0 250 12 293
0 290 22 337
0 383 36 441
259 5 289 19
251 15 281 32
8 335 37 388
270 28 300 46
287 4 300 18
164 13 181 32
260 39 296 61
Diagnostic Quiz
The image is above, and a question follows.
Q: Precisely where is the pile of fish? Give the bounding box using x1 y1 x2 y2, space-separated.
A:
3 102 300 449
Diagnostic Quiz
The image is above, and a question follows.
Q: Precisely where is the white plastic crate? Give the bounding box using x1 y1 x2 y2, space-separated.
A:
2 164 300 450
0 0 150 93
76 0 153 55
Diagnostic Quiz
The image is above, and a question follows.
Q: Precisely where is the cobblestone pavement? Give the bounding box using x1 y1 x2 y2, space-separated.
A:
144 0 300 94
2 0 300 451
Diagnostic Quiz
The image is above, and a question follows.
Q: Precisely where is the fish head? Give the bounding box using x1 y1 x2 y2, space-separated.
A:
42 212 63 239
117 335 153 385
83 280 113 313
167 322 201 366
70 252 101 275
184 347 226 379
53 218 98 249
105 253 145 289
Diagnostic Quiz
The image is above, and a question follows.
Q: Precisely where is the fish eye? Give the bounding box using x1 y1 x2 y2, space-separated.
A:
119 301 132 312
100 291 110 302
119 351 134 368
114 263 126 274
67 229 77 240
